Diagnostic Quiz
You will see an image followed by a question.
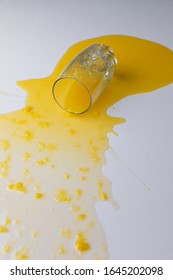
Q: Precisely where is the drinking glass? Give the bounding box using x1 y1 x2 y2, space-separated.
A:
52 43 117 114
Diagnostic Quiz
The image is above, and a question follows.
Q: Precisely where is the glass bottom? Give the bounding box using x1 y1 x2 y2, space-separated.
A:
52 77 92 114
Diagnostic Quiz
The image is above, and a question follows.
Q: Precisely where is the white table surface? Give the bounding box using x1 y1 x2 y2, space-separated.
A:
0 0 173 259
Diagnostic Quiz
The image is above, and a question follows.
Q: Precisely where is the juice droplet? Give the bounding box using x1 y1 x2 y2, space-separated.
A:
15 247 29 260
8 182 27 193
74 231 90 252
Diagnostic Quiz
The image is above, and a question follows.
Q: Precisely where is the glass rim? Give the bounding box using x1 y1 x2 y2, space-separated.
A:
52 76 92 115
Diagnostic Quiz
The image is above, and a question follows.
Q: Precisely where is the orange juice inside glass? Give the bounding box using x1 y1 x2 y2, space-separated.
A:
52 43 117 114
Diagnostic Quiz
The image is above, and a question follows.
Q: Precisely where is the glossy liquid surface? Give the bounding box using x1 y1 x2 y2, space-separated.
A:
0 35 173 259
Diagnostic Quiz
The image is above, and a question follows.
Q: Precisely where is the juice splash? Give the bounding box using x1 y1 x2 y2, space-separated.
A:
0 35 173 259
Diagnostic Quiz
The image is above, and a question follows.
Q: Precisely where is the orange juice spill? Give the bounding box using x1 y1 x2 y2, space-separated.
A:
0 35 173 259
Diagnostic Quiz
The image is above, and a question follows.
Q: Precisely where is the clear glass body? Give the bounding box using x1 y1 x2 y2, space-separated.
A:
52 43 117 114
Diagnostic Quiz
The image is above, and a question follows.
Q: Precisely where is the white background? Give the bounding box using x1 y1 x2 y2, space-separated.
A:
0 0 173 259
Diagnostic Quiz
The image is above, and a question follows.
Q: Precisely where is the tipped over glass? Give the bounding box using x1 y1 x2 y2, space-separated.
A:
52 43 117 114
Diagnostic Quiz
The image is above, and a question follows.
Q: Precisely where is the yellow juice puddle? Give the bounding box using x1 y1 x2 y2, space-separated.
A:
0 35 173 259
